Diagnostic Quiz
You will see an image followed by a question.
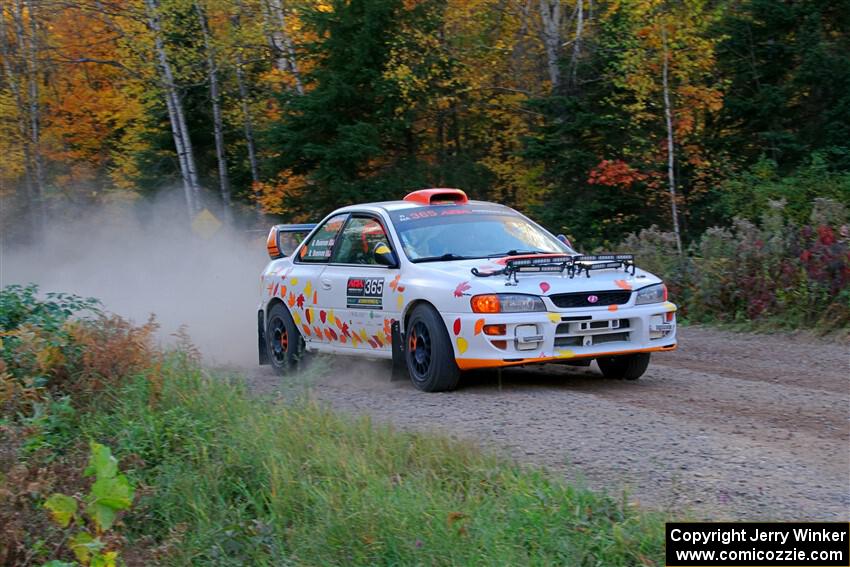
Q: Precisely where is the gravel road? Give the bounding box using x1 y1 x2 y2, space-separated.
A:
247 326 850 521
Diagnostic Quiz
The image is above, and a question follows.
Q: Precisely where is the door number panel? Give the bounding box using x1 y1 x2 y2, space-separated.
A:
347 277 384 309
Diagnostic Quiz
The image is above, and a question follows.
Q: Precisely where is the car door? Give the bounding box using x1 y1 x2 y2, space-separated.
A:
289 213 348 344
319 214 401 351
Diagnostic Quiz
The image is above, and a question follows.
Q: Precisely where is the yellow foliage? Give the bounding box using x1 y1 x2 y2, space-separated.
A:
315 0 334 13
253 170 311 219
0 89 25 188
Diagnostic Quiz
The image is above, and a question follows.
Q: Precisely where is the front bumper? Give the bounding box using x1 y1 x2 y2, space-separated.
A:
443 301 678 371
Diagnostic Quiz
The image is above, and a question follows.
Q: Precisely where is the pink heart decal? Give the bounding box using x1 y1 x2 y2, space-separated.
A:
540 282 550 293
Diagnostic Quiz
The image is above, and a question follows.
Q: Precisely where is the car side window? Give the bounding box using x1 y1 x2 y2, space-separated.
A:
331 216 392 265
298 214 348 262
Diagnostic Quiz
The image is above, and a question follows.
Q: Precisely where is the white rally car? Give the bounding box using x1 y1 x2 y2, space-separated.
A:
257 189 677 392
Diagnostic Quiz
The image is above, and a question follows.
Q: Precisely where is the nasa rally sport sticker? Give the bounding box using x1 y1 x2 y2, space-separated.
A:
347 277 384 310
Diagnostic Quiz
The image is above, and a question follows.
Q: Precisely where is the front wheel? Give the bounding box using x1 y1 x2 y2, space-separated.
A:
405 304 460 392
266 303 305 373
596 352 650 380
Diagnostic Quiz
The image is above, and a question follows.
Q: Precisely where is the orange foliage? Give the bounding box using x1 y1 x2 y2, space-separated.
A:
41 6 145 193
67 315 159 391
588 160 648 188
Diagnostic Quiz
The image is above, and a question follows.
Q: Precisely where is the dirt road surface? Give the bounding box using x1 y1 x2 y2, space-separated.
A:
247 326 850 520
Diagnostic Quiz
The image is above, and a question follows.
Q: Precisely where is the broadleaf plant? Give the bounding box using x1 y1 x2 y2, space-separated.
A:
44 494 78 528
41 442 134 566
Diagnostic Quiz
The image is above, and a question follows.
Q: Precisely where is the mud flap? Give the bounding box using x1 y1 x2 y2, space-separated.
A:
258 310 269 365
390 320 407 380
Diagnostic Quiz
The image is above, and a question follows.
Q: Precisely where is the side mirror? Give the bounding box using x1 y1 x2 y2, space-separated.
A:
557 234 573 249
373 242 398 267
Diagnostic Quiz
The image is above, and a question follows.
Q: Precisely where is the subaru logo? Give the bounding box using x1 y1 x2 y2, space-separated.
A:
587 295 599 303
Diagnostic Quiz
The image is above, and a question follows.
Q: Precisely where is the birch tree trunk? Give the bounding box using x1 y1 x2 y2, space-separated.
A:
23 0 46 218
144 0 201 218
234 56 260 187
538 0 562 92
661 27 683 255
195 0 232 224
262 0 303 94
568 0 583 90
232 1 263 218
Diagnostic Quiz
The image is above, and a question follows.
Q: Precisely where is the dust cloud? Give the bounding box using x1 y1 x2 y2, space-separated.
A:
0 192 269 366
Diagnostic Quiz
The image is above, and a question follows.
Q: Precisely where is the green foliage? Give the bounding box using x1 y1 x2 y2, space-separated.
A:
263 0 454 218
42 441 134 566
714 0 850 171
265 0 407 192
0 284 100 335
21 396 78 457
524 93 651 247
717 155 850 225
84 441 119 479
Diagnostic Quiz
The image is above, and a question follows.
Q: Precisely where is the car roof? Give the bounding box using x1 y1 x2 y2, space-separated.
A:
332 199 515 215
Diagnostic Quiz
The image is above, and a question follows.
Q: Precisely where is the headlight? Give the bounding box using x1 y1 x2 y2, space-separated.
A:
470 294 546 313
635 283 667 305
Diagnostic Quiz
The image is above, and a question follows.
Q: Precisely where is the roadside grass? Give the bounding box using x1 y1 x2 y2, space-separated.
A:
1 285 664 565
80 356 665 566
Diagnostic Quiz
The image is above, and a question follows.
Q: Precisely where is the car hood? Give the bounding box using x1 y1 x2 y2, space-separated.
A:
415 257 662 294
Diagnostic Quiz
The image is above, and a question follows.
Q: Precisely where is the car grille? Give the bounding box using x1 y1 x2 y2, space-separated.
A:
592 331 630 344
555 319 630 335
554 319 631 347
550 290 632 308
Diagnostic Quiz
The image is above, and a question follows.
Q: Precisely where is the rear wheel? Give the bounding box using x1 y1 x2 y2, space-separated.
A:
596 352 650 380
405 304 460 392
266 303 304 373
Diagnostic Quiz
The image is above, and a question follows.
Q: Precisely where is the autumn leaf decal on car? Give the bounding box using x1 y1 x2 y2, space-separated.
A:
453 281 471 297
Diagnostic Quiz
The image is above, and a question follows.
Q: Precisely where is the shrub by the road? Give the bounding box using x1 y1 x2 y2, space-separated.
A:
620 198 849 330
0 284 158 416
0 286 664 566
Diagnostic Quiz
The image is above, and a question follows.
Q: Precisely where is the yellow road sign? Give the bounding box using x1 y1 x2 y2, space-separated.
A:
192 208 222 239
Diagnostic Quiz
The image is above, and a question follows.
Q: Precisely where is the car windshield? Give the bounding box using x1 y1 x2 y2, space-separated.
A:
389 205 573 262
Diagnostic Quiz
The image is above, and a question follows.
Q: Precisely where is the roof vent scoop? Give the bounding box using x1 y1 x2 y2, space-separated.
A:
403 188 468 205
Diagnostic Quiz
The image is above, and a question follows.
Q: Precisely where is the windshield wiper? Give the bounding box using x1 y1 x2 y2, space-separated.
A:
486 250 548 258
411 253 479 264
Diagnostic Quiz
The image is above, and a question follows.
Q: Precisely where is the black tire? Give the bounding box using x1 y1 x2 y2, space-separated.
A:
405 304 460 392
596 352 651 380
266 302 305 373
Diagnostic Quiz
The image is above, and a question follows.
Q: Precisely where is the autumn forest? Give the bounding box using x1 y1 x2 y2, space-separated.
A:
1 0 848 250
